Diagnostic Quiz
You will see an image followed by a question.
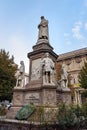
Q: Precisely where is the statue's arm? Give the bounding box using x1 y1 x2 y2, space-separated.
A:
41 59 45 66
50 60 54 69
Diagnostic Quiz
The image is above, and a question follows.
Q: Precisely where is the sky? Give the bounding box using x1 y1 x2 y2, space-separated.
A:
0 0 87 73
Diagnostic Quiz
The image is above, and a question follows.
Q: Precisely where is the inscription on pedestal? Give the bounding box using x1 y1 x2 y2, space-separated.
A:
25 93 40 105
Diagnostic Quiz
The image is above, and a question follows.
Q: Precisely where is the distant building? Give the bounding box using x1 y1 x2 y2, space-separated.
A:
57 47 87 105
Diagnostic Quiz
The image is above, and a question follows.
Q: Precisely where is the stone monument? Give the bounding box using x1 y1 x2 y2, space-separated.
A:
7 16 58 119
26 16 58 106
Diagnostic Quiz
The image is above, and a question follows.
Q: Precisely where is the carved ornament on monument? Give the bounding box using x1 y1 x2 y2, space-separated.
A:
25 93 40 105
75 57 82 63
45 91 56 105
31 58 42 81
65 59 72 66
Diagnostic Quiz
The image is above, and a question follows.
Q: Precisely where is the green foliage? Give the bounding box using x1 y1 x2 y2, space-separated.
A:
57 103 83 129
70 104 82 118
78 61 87 89
38 105 44 123
82 91 87 98
82 102 87 118
0 49 17 101
27 105 57 124
0 104 7 116
27 105 45 122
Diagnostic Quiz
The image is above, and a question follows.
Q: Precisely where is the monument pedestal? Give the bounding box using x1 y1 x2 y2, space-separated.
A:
41 85 57 106
57 87 71 105
24 83 57 106
7 88 25 119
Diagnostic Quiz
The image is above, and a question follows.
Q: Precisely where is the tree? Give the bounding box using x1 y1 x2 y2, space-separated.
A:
78 61 87 99
0 49 17 101
78 61 87 89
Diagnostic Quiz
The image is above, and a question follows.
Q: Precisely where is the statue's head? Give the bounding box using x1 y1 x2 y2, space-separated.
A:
45 52 49 57
20 61 24 65
41 16 44 20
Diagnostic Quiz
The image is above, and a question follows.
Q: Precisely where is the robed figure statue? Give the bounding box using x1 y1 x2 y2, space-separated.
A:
38 16 49 40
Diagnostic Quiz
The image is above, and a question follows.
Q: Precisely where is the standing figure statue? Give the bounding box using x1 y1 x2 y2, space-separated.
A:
19 61 25 74
61 63 68 88
38 16 49 40
16 61 25 87
41 53 54 84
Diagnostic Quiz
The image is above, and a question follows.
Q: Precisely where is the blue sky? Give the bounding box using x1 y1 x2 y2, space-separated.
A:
0 0 87 72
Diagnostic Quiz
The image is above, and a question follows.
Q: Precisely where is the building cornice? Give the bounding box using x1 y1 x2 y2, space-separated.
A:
57 47 87 61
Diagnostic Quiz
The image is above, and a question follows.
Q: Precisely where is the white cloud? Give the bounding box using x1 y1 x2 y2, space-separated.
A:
84 22 87 30
72 21 84 40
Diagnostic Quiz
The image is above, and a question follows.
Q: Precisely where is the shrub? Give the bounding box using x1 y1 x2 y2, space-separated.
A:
57 103 83 129
0 105 7 116
82 102 87 118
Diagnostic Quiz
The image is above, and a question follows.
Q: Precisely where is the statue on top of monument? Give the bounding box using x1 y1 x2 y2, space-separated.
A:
38 16 49 40
41 52 54 84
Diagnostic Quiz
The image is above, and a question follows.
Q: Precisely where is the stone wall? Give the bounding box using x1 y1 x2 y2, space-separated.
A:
0 119 81 130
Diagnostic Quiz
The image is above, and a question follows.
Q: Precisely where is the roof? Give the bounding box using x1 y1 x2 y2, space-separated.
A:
57 47 87 61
